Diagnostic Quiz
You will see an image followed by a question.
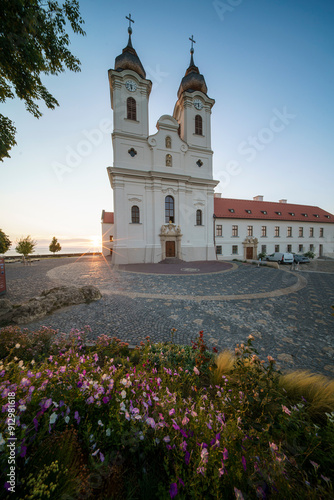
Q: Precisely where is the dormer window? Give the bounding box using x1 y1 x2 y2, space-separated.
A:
245 210 252 214
289 212 295 216
313 214 319 218
275 211 282 215
127 97 136 120
261 210 267 215
325 215 330 219
302 213 308 217
229 209 235 213
195 115 203 135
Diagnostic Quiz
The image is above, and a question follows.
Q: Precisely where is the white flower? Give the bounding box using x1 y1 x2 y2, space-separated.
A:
15 344 20 349
18 405 26 412
65 416 70 424
18 360 24 368
98 420 104 426
49 412 58 424
121 390 126 399
106 428 111 436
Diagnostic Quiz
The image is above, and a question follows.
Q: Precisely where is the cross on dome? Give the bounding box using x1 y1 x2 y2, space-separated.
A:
189 35 196 53
126 13 134 34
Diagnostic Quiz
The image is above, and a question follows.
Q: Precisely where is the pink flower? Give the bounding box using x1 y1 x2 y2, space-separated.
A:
163 436 170 443
182 416 189 426
282 405 291 415
44 398 52 409
222 448 228 460
201 448 209 464
193 366 200 375
234 487 244 500
169 409 175 416
218 460 225 476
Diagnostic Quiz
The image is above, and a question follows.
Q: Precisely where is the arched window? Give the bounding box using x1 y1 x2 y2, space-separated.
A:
195 114 202 135
131 205 140 223
196 209 202 226
165 136 171 149
166 154 172 167
127 97 136 120
165 196 174 223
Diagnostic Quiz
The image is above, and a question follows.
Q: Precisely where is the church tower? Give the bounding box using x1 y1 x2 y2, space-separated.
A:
104 21 218 264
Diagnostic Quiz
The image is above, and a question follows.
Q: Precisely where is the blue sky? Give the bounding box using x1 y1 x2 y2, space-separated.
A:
1 0 334 253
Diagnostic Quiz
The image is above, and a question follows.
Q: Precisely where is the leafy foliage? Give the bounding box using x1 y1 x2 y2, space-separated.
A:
0 0 86 161
304 251 315 259
49 236 62 254
15 235 37 257
0 229 11 254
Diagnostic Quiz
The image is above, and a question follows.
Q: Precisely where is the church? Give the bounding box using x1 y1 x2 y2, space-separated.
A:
102 18 334 263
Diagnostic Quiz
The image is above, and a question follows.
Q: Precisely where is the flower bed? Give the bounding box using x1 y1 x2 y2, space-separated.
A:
0 326 333 499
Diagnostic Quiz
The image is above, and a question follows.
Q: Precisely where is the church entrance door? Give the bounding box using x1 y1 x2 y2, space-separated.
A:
166 241 175 258
246 247 253 259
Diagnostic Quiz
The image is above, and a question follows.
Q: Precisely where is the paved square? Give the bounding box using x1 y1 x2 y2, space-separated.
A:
3 256 334 377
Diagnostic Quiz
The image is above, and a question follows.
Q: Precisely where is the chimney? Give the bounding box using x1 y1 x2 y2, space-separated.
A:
279 199 287 204
253 195 263 202
214 193 222 198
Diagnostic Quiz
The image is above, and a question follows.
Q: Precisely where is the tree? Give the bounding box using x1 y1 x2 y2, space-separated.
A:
49 236 61 254
0 229 11 254
15 236 37 258
0 0 86 161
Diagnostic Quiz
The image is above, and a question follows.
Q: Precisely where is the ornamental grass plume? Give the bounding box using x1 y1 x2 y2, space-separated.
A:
279 370 334 422
212 350 234 384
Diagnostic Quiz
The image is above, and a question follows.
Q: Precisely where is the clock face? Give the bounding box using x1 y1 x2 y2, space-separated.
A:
125 80 137 92
194 99 203 110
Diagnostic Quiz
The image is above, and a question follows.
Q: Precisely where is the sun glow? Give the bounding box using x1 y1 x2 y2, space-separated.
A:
90 235 102 249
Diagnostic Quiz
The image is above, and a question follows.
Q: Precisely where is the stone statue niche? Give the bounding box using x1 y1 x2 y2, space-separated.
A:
166 154 172 167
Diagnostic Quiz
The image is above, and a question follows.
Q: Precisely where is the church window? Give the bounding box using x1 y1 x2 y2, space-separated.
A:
216 245 222 255
274 226 280 237
232 245 238 255
196 210 202 226
299 227 303 237
166 136 171 149
109 235 113 241
261 245 267 254
165 196 174 223
232 225 238 237
261 226 267 237
127 97 136 120
247 225 253 237
320 227 324 237
195 115 202 135
166 154 172 167
275 244 280 252
309 227 314 237
196 159 203 167
310 244 314 252
216 225 222 237
287 227 292 237
131 205 140 223
287 244 292 253
299 244 304 252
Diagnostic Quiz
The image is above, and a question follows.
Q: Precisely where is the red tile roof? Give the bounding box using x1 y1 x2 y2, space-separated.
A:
214 198 334 223
101 211 114 224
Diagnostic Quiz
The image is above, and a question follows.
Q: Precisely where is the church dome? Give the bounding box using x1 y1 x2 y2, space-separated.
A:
114 31 146 79
177 49 207 99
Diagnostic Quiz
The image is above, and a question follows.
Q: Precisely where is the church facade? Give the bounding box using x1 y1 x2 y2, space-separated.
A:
102 21 334 263
101 23 218 264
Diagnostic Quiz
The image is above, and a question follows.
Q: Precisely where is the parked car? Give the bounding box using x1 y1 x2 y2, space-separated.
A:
293 254 310 264
266 252 294 264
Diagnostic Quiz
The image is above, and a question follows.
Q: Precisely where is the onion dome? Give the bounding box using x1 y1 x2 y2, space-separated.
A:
177 36 207 98
114 14 146 79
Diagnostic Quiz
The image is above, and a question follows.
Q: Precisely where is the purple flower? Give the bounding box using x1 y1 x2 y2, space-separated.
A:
99 452 105 462
169 482 178 499
20 445 27 457
242 456 247 471
44 398 52 409
86 396 94 404
169 409 175 416
178 478 184 487
185 451 190 465
223 448 228 460
103 396 109 404
33 418 38 431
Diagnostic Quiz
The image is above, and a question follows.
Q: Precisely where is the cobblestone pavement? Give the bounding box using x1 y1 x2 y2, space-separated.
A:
2 256 334 377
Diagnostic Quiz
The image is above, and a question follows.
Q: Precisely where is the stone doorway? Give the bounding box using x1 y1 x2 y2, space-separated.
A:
243 237 258 260
166 241 175 258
